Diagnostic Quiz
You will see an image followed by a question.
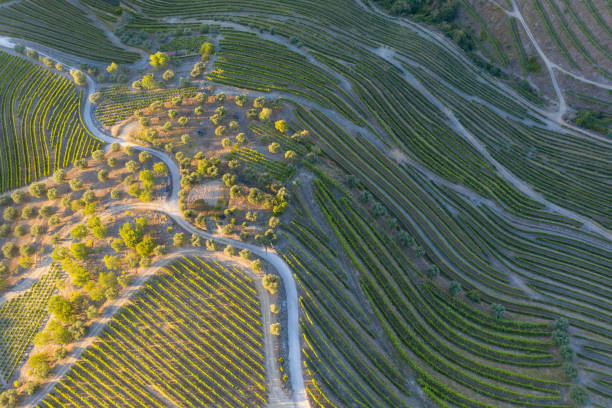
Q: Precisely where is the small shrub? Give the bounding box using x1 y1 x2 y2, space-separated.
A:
466 289 480 303
491 303 505 320
173 232 186 247
24 381 40 396
251 259 263 273
448 280 462 296
224 245 236 256
205 239 219 251
240 249 252 260
569 385 588 406
426 264 439 279
561 362 578 380
27 352 50 379
559 345 574 362
268 142 281 154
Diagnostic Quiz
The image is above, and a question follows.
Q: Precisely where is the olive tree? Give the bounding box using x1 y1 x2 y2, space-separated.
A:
448 280 462 296
162 69 175 81
89 92 102 105
262 274 280 294
491 303 505 320
149 51 170 69
69 69 87 86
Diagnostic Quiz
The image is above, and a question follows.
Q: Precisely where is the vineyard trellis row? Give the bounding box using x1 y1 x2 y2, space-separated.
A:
0 264 62 384
40 256 267 408
0 0 139 63
95 85 199 126
0 51 102 193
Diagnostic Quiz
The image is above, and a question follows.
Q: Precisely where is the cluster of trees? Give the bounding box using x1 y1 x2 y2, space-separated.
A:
0 142 173 397
35 295 89 345
95 61 129 84
133 73 158 90
121 152 158 202
15 45 66 73
575 110 612 134
149 51 170 70
375 0 459 23
115 25 153 49
550 317 586 402
0 389 17 408
29 291 101 383
242 96 282 122
33 214 164 380
117 217 160 262
0 182 71 269
244 186 289 216
379 0 524 56
163 92 292 245
173 231 256 270
19 292 101 399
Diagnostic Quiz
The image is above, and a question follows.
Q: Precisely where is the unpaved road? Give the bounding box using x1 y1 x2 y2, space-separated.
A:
0 37 309 408
1 2 611 403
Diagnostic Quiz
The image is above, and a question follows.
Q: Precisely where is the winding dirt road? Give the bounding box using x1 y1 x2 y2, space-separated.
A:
83 75 310 408
0 36 309 408
1 1 611 403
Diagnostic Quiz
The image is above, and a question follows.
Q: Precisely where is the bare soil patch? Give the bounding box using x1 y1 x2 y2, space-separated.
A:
187 179 224 206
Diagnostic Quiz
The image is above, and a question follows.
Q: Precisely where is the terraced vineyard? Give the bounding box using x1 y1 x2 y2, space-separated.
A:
230 146 295 181
0 0 138 63
285 172 572 408
0 0 609 407
79 0 123 26
95 85 199 126
527 0 612 76
39 256 267 408
0 264 61 384
286 105 612 407
0 50 102 192
210 26 523 193
207 21 610 227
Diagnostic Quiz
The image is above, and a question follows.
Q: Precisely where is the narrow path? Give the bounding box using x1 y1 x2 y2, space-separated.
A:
374 44 612 241
74 9 612 235
0 0 22 8
507 0 567 121
552 62 612 90
0 4 610 400
106 202 309 408
0 258 52 308
22 248 293 407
